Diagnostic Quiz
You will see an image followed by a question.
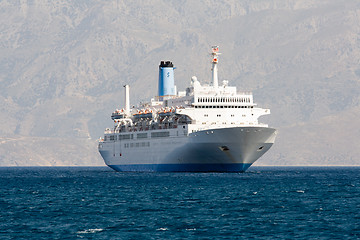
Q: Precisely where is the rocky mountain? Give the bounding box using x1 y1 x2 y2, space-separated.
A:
0 0 359 166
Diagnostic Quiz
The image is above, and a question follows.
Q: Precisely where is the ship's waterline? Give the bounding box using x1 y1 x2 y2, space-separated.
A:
98 46 277 172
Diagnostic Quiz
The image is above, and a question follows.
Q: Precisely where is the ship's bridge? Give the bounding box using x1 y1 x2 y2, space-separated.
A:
171 77 269 128
191 76 255 108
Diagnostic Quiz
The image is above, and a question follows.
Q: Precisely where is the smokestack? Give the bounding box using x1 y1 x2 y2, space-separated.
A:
124 85 130 117
158 61 175 100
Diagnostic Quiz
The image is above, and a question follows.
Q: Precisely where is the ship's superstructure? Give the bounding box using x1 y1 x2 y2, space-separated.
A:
99 46 277 172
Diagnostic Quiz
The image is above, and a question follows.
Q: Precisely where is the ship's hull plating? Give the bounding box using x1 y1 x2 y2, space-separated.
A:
98 126 276 172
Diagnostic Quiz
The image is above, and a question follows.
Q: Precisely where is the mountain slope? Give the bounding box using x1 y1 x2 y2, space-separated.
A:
0 0 359 166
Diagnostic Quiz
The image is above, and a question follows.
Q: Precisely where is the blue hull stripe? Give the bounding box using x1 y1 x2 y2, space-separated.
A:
108 163 252 172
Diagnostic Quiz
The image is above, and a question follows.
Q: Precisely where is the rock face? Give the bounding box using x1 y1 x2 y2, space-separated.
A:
1 0 359 166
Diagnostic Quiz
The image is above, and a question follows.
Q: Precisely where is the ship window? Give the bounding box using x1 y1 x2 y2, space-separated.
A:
137 133 147 139
110 135 115 141
231 114 234 117
151 131 170 138
119 134 131 140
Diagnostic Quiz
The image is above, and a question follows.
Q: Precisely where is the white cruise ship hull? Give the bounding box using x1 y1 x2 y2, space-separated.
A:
98 126 276 172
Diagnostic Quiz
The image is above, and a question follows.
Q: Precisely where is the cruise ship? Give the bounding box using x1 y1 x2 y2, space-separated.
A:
98 46 277 172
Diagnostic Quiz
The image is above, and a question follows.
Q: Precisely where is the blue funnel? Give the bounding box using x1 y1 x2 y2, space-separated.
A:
158 61 175 100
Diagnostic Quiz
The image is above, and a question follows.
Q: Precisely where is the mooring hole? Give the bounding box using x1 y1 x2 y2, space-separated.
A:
219 146 229 151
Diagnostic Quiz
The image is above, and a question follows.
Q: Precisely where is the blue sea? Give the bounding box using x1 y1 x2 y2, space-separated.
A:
0 167 359 239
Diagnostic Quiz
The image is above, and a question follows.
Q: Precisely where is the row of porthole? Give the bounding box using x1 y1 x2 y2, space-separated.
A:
203 114 244 117
198 97 250 103
195 105 253 108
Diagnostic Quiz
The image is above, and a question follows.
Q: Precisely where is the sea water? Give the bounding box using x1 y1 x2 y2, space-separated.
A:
0 167 359 239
